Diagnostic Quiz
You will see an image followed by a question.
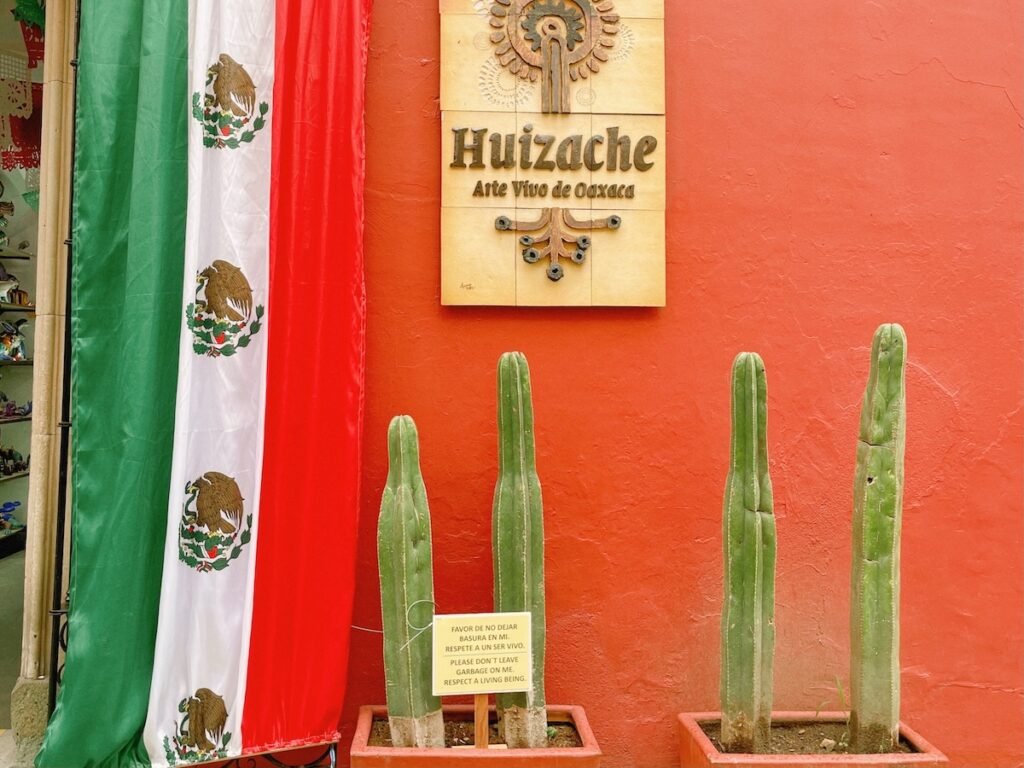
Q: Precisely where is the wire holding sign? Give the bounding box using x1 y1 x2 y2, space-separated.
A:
432 612 533 697
496 207 622 282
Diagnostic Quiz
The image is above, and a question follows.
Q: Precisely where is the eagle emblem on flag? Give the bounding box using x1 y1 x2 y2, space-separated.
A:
162 688 231 765
178 472 253 573
186 260 265 358
192 54 270 149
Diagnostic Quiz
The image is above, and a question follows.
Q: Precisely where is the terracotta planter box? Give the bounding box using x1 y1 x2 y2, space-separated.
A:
351 705 601 767
678 712 947 768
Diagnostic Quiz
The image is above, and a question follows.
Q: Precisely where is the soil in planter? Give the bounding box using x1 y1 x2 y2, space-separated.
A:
369 716 583 749
701 721 915 755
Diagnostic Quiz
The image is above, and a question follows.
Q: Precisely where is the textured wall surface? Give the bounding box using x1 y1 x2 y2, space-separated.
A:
341 2 1024 766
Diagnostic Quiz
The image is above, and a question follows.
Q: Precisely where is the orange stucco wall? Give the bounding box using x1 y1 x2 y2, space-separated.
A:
341 2 1024 766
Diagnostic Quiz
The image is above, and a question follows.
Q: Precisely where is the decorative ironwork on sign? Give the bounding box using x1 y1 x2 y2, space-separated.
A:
489 0 619 114
496 207 621 282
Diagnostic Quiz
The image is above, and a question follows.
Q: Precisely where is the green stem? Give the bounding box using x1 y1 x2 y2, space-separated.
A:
720 352 775 753
378 416 444 748
850 324 906 753
493 352 547 749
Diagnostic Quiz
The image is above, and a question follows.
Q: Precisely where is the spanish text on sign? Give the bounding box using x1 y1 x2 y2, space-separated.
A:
432 612 532 697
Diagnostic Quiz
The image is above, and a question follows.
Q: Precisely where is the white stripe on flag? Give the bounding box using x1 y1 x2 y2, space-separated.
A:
143 4 275 764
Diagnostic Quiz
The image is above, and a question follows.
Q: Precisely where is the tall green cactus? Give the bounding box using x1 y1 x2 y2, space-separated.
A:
493 352 547 749
378 416 444 748
850 324 907 753
720 352 776 753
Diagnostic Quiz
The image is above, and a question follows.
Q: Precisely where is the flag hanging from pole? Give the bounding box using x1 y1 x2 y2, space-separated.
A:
37 1 370 765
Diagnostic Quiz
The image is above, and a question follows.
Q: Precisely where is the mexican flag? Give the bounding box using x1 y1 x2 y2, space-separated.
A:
37 1 370 766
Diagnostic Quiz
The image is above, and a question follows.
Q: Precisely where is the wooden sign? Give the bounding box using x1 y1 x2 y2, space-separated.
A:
440 1 667 307
432 612 533 696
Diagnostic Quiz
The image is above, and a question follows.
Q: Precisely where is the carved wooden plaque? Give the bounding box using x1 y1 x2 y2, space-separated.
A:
441 0 666 307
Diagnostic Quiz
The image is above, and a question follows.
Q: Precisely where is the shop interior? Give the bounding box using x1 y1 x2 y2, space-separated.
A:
0 0 44 734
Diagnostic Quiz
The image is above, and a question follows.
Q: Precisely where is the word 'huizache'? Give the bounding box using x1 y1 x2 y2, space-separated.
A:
451 124 659 172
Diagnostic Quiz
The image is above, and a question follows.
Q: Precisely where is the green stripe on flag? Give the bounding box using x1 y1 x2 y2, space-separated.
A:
36 2 188 766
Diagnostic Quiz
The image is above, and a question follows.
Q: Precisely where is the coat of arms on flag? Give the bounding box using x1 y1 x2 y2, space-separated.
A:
192 54 269 149
178 473 252 573
186 260 265 357
162 688 231 765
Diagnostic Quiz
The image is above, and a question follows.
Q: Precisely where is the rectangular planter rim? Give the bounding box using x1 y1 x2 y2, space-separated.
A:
678 712 947 764
352 704 602 759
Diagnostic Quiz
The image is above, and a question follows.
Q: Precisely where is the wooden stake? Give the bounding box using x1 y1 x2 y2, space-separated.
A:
474 693 489 749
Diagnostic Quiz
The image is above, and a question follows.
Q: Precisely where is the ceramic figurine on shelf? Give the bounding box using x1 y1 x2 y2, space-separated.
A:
0 319 28 361
0 263 34 306
0 445 28 476
0 499 23 532
0 280 18 303
8 287 31 307
0 200 11 252
0 391 31 418
0 262 20 304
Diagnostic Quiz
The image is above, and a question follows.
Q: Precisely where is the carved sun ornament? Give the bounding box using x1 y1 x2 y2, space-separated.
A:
489 0 620 113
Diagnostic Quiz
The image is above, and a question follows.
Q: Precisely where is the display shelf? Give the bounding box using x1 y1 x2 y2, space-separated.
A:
0 359 32 366
0 251 33 261
0 302 35 313
0 470 29 483
0 414 31 424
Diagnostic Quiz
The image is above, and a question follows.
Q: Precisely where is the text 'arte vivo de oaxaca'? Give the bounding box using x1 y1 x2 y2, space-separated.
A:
441 0 666 307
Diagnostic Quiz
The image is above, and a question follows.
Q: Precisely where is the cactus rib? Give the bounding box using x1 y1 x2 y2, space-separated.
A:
720 352 776 753
850 325 907 753
378 416 444 748
493 352 547 749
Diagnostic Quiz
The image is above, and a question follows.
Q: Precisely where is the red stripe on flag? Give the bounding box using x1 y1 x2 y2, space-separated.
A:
242 0 370 752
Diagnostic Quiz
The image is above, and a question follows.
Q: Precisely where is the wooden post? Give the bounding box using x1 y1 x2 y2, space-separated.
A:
474 693 489 748
20 0 76 685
